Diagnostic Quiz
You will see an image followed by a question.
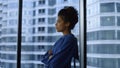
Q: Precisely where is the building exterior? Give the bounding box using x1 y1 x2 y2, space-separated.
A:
0 0 79 68
87 0 120 68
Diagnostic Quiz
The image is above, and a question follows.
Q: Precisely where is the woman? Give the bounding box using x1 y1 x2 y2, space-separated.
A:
41 6 79 68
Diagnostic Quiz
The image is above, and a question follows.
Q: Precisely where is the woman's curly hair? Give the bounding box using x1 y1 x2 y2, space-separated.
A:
58 6 78 30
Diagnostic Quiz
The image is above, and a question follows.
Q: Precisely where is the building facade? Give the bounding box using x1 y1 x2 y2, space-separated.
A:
87 0 120 68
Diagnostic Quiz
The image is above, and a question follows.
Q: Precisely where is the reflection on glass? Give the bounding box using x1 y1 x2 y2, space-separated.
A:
87 0 120 68
0 0 18 68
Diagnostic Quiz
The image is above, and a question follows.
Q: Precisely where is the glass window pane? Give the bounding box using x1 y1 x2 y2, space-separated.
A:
87 0 119 68
0 0 18 68
100 3 115 13
117 30 120 39
116 3 120 12
117 16 120 26
100 16 115 26
21 0 80 68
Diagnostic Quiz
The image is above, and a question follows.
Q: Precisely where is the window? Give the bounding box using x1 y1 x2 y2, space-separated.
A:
48 27 56 33
37 64 44 68
116 3 120 12
87 30 115 40
8 2 18 9
0 0 81 68
21 46 34 51
2 28 17 34
48 0 56 6
38 27 45 33
48 17 56 24
38 9 45 14
39 0 45 5
9 19 17 25
21 64 34 68
38 18 45 23
32 36 36 42
100 16 115 26
117 30 120 40
48 8 56 15
32 19 36 25
32 27 35 34
37 55 44 60
87 58 117 68
9 11 18 17
100 3 115 13
87 44 117 54
87 0 120 68
33 2 36 7
33 10 36 16
117 16 120 26
36 46 45 51
21 55 35 60
99 30 115 40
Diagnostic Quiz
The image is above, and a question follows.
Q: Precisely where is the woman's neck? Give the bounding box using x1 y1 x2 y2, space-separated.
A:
62 30 71 35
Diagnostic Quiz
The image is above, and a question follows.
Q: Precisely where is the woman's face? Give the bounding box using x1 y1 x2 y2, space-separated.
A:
55 16 68 32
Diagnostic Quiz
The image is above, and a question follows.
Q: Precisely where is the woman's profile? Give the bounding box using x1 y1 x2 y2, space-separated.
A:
41 6 79 68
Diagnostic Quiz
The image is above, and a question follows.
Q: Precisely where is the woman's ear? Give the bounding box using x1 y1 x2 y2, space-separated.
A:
66 22 70 28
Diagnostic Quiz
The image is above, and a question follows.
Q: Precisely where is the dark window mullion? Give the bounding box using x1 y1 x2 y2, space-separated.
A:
17 0 23 68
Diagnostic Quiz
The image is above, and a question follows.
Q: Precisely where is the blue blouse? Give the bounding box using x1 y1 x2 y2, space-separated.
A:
41 34 79 68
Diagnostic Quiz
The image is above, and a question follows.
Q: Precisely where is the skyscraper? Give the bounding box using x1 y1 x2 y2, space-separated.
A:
87 0 120 68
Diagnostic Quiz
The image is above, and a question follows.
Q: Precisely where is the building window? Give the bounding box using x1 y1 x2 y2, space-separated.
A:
87 30 115 40
64 0 67 2
48 0 56 6
87 58 117 68
33 10 36 16
48 17 56 24
32 19 36 25
87 9 91 15
117 16 120 26
99 30 115 40
2 37 17 42
117 30 120 40
48 8 56 15
22 46 34 51
38 27 45 33
32 36 36 42
116 3 120 12
36 46 45 51
38 18 45 23
37 64 44 68
32 27 35 34
100 3 115 13
37 55 44 60
33 1 36 7
21 64 34 68
38 36 45 42
39 0 45 5
100 16 115 26
87 44 117 54
38 9 45 14
8 2 18 9
9 19 17 25
48 27 56 33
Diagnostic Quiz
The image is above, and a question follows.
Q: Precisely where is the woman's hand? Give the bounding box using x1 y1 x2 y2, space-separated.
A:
49 55 53 60
48 49 53 55
48 49 53 60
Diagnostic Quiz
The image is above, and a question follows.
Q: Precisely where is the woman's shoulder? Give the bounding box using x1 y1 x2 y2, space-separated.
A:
63 34 77 42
